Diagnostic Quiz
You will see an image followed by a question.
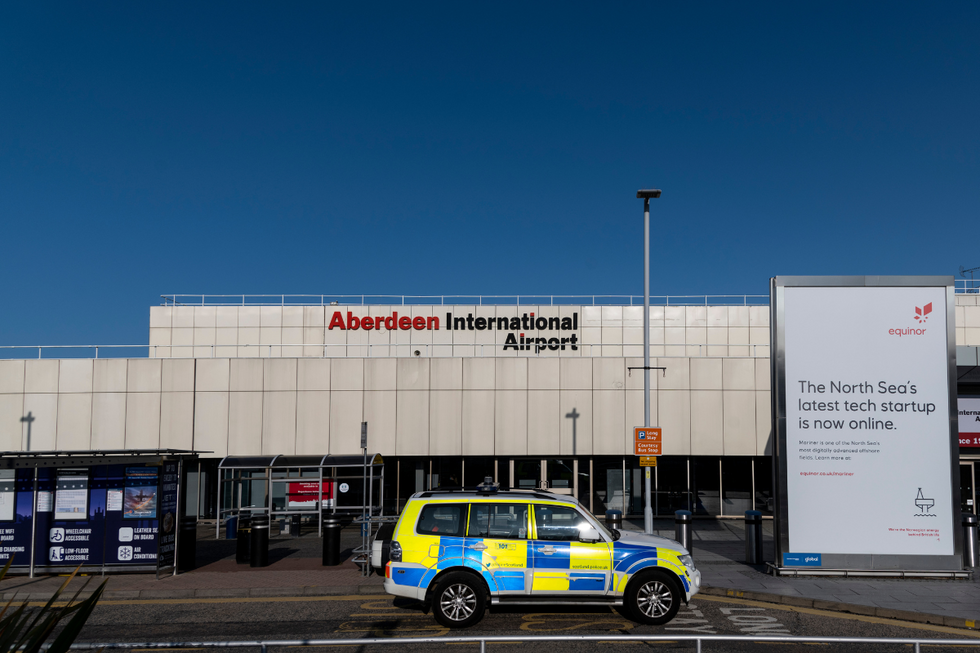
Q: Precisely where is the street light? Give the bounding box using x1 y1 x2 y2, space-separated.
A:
637 189 661 534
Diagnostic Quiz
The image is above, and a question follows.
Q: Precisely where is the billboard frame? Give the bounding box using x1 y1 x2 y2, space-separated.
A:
770 275 962 573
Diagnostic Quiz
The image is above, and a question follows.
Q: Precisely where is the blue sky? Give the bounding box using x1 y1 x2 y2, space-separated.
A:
2 2 978 347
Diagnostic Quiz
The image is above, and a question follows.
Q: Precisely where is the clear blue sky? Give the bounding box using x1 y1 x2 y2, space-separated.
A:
2 2 978 346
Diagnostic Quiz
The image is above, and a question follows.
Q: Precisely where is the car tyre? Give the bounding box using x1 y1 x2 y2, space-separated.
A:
626 570 682 625
431 572 486 628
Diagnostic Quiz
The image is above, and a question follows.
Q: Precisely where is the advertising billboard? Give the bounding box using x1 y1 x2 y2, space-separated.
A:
771 276 962 571
958 397 980 448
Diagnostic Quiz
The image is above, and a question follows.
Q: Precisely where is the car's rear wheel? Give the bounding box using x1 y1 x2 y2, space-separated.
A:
431 572 486 628
626 570 682 625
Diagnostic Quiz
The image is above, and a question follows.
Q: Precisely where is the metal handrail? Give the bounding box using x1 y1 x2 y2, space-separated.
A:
160 294 771 307
0 343 770 360
64 634 980 653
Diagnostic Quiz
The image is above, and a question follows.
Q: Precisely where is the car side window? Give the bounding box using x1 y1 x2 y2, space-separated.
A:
534 505 592 541
466 503 529 540
415 503 467 537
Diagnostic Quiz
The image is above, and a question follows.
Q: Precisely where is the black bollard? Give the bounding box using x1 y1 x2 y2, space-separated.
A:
178 516 197 572
250 514 270 568
964 513 978 568
323 516 343 566
744 510 763 564
605 509 623 532
235 514 252 564
674 510 693 553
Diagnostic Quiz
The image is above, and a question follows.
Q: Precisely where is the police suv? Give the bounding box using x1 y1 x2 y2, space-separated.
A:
380 482 700 628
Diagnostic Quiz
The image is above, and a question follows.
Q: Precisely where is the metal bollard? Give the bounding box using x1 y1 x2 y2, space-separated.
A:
292 514 302 537
745 510 763 564
235 514 252 564
250 514 270 568
964 513 978 568
674 510 693 553
605 510 623 532
178 516 197 572
323 516 343 566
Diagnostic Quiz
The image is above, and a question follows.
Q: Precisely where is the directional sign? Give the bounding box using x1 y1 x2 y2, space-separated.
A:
634 427 662 456
639 456 658 467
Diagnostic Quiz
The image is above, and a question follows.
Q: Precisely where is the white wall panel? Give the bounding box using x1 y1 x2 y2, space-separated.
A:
160 392 194 450
195 392 229 457
592 358 624 390
260 307 283 328
707 306 728 327
728 306 749 327
93 360 127 393
194 306 216 328
658 390 690 455
25 360 59 394
430 359 462 390
593 390 625 455
559 359 592 390
56 393 92 449
262 391 297 455
659 358 690 390
239 307 260 327
127 360 162 393
495 358 527 390
364 359 396 391
690 358 722 390
331 359 364 391
230 359 264 392
691 390 723 455
363 390 397 454
396 390 429 455
329 391 363 454
297 359 331 391
526 390 558 456
0 361 25 394
749 306 769 327
428 390 462 455
173 307 194 328
149 306 172 328
264 359 297 391
625 389 658 448
283 306 303 327
0 394 24 449
494 390 527 455
215 307 238 328
756 391 772 455
57 360 92 394
296 391 329 454
559 390 592 455
462 359 494 390
228 392 263 455
462 391 494 455
528 359 559 390
722 359 755 391
582 306 601 327
23 394 58 450
162 359 195 393
397 359 429 391
723 391 757 455
91 393 127 450
196 359 230 392
125 393 161 449
754 358 770 391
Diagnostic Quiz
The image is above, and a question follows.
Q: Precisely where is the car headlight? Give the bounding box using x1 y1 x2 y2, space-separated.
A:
679 554 695 571
390 541 402 562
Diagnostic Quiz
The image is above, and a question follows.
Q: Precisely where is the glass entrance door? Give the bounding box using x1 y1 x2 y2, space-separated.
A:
962 463 976 515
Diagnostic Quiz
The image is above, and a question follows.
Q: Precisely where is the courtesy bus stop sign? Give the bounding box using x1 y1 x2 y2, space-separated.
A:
634 427 662 455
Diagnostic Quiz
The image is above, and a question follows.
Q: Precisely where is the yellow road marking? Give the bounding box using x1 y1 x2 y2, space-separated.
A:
696 594 980 638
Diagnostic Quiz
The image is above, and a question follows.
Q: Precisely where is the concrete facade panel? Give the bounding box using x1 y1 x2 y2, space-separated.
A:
91 392 127 450
160 391 194 451
228 391 263 455
363 390 397 454
264 359 297 391
528 359 559 390
396 359 429 391
295 391 329 454
658 390 691 455
93 360 127 393
430 358 462 390
462 391 494 455
396 391 429 455
57 360 92 394
495 358 527 390
297 359 331 391
0 361 25 394
195 392 229 457
722 359 755 391
161 359 195 393
429 390 462 456
331 359 364 391
527 390 559 456
25 360 60 394
723 391 757 455
691 390 724 455
125 392 161 449
230 359 264 392
559 390 592 455
127 359 162 393
462 359 494 390
0 394 25 449
494 390 527 456
262 391 297 455
593 390 625 455
329 391 362 453
56 393 92 449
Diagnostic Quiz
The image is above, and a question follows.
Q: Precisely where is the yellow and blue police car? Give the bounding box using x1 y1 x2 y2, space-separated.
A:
382 482 700 628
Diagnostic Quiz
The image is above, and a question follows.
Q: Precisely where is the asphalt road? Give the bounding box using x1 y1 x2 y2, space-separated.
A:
77 593 980 653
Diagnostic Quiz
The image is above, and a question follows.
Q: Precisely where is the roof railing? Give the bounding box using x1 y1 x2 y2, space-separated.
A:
159 294 771 307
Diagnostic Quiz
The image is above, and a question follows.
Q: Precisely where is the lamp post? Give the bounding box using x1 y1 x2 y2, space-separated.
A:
636 189 661 534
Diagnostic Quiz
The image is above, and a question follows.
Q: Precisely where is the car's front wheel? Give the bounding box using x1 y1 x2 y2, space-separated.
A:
626 570 682 625
431 572 486 628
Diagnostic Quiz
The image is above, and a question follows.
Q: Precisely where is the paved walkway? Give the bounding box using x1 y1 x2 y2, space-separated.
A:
1 519 976 631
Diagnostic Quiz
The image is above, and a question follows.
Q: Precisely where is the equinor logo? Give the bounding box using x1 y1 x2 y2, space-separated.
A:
914 302 932 323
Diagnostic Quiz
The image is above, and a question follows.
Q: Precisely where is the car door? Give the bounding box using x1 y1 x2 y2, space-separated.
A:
530 503 612 595
463 502 531 595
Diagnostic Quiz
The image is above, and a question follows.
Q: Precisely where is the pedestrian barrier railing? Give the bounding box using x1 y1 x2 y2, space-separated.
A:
64 634 980 653
0 342 771 360
160 294 772 307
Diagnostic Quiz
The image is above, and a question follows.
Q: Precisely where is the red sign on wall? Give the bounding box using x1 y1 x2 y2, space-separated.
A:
287 481 334 508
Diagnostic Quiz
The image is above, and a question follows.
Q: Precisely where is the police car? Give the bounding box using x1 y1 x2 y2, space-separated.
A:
380 481 700 628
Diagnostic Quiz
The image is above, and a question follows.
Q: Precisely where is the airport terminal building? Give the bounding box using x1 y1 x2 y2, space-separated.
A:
1 292 978 520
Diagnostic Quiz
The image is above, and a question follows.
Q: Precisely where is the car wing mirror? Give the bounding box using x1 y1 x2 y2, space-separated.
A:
579 525 601 542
